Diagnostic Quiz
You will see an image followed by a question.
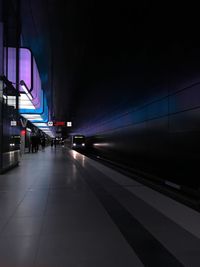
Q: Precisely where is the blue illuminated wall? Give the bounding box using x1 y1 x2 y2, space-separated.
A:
74 75 200 191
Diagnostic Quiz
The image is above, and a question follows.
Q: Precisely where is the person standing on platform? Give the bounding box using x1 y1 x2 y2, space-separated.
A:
51 139 54 147
35 135 40 152
41 137 46 150
54 138 57 147
31 135 36 153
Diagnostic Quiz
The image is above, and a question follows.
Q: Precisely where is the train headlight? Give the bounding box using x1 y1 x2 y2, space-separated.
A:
82 143 85 146
9 143 15 147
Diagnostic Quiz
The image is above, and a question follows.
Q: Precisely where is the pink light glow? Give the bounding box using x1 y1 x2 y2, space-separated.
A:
6 47 42 110
6 47 32 90
19 48 32 89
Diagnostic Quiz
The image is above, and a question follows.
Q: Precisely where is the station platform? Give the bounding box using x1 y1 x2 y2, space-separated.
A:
0 147 200 267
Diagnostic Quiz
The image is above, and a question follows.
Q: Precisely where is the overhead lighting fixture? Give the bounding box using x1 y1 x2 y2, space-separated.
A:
33 123 48 127
20 80 33 100
21 114 43 121
19 94 35 109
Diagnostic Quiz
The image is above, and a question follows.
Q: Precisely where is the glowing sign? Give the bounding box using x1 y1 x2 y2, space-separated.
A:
67 121 72 127
10 120 17 126
48 121 53 126
54 121 65 126
50 121 73 127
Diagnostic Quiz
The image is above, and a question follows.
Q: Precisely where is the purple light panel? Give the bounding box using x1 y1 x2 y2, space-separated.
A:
6 47 42 110
32 57 41 100
0 23 4 75
19 48 32 89
5 47 32 89
5 47 16 85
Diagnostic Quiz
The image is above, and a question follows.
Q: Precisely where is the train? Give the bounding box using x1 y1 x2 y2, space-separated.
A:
71 135 86 149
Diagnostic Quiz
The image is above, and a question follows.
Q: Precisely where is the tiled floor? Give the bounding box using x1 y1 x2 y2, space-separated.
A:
0 147 199 266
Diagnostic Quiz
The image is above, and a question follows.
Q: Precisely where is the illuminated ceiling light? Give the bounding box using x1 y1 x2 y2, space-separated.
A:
30 118 43 121
19 94 35 110
38 125 49 128
20 80 33 100
33 123 48 127
21 114 43 121
19 104 35 109
7 95 16 108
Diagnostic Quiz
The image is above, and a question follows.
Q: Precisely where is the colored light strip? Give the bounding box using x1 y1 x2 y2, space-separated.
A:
19 93 35 110
33 122 48 127
21 114 43 121
20 82 33 100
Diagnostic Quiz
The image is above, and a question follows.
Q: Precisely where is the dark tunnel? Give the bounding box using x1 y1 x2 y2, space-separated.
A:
1 1 200 266
1 0 200 192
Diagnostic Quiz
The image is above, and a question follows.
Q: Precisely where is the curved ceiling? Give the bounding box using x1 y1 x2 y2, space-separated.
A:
20 0 200 130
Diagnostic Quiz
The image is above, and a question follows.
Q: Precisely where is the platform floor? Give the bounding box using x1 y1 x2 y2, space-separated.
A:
0 147 200 267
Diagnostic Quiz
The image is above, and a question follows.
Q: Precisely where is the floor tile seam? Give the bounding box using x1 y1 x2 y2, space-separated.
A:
83 154 200 221
112 189 192 232
123 185 200 239
40 224 119 237
83 163 139 192
96 184 144 188
82 163 200 264
11 215 48 219
83 159 141 189
0 189 32 235
85 154 200 219
82 161 193 230
85 158 142 186
64 154 102 196
107 187 200 265
63 154 122 227
75 161 184 267
0 233 41 238
84 163 198 238
73 158 144 221
32 175 53 267
71 160 119 217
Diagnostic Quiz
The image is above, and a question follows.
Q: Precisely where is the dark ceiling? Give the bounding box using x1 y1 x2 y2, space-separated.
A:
20 0 200 130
